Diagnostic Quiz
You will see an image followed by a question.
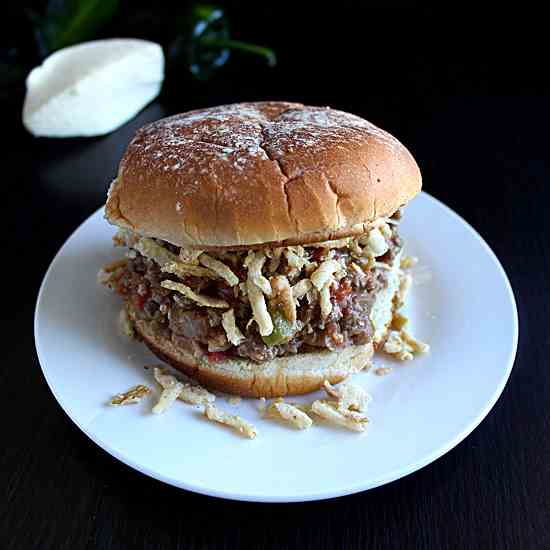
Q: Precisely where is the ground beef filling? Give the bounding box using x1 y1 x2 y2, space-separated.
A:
113 234 401 363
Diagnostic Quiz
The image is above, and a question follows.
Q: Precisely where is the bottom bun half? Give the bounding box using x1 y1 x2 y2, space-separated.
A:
128 306 374 398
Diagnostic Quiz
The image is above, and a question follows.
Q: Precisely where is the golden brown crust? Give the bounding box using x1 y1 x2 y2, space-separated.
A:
106 101 421 249
129 309 373 398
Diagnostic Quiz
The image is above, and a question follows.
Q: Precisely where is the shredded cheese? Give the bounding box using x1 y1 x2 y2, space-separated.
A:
161 280 229 308
243 251 274 335
179 248 203 264
311 238 351 249
153 367 215 405
245 251 272 296
319 285 332 319
133 237 179 267
221 309 246 346
267 400 313 429
379 222 393 240
199 253 239 286
391 312 409 331
383 331 413 360
285 246 309 274
383 329 429 361
291 279 312 300
270 275 296 323
363 227 389 257
162 261 217 279
247 279 273 336
152 381 184 414
401 330 430 353
323 381 371 413
397 273 413 308
110 384 150 406
310 259 340 290
204 404 258 439
311 400 368 432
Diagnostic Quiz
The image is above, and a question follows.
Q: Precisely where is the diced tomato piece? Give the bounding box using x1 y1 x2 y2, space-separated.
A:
207 351 227 363
333 281 352 302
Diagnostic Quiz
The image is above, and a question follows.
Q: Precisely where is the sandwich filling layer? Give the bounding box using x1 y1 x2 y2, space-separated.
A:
101 212 404 364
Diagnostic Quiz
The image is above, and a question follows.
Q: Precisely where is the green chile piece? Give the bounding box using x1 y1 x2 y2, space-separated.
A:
262 309 295 346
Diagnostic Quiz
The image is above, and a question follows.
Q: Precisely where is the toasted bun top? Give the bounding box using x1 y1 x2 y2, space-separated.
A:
106 101 421 249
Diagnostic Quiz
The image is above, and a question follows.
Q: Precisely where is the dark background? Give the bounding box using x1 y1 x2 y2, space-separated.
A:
2 3 550 549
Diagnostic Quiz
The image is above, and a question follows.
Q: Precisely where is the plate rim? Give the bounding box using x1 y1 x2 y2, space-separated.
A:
34 191 519 502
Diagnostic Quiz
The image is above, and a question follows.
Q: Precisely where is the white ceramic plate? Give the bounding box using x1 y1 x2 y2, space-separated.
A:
34 192 518 502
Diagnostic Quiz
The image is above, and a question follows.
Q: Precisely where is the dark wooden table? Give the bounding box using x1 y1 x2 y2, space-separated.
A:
2 95 548 549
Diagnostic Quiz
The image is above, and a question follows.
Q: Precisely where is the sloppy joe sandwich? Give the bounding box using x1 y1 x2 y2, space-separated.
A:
101 102 421 397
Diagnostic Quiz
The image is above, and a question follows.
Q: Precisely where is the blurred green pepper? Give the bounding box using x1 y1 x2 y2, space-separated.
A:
31 0 120 57
171 4 276 80
28 2 275 80
262 309 296 346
